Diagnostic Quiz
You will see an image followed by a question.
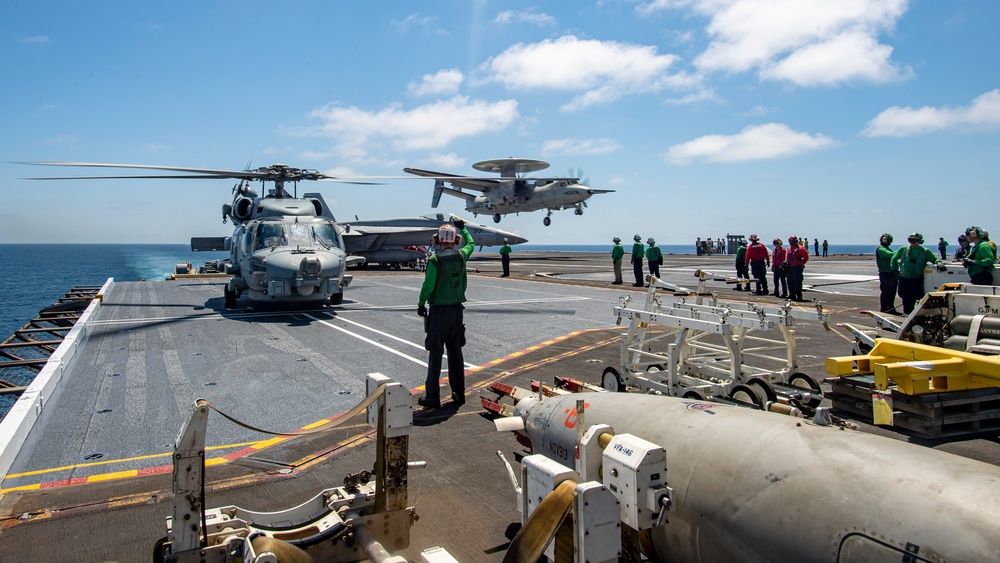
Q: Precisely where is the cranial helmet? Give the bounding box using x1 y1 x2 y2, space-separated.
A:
749 234 759 241
880 232 893 246
788 236 798 244
503 237 508 243
437 224 458 245
908 232 924 244
634 234 641 242
773 238 782 245
647 238 655 245
966 226 984 238
613 236 621 243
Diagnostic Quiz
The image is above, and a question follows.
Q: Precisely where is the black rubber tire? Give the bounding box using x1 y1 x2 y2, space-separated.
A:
330 292 344 306
543 216 551 226
788 372 823 408
602 367 624 392
682 390 706 400
223 286 237 309
747 377 778 404
729 384 765 409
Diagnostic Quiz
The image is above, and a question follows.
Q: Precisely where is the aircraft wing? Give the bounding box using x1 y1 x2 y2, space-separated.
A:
403 168 499 193
343 226 438 252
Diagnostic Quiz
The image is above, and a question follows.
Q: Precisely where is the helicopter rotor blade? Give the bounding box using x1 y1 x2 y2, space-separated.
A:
21 161 262 177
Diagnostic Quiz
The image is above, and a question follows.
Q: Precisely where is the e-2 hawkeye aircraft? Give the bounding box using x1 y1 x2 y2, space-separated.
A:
404 157 614 226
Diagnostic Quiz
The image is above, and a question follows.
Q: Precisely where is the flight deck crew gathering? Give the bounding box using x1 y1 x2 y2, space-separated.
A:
416 219 475 409
875 227 995 315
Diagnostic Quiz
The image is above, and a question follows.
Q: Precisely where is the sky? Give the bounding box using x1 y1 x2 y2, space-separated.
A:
2 0 999 246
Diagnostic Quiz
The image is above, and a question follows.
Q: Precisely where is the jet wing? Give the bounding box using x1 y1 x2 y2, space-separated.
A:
403 167 500 193
343 226 438 252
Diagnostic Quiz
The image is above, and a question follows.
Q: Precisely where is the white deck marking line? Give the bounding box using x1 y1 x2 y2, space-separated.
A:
302 313 428 367
305 313 478 369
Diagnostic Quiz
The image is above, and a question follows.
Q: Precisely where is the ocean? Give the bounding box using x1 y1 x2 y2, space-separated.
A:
0 244 228 341
0 243 876 340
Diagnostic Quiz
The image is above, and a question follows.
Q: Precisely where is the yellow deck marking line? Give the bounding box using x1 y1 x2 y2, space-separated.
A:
3 441 258 480
2 328 617 494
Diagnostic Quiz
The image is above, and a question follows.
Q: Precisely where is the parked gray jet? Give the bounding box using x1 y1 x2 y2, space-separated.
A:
341 213 526 267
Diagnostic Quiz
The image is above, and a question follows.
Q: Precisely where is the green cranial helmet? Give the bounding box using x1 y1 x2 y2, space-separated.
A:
966 226 984 239
908 232 924 244
880 232 893 246
634 234 641 242
613 236 621 243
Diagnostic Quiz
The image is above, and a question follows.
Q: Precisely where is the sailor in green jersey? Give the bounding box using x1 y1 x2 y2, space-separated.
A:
645 238 663 282
937 237 949 261
631 234 645 287
962 226 996 285
875 233 898 313
416 220 475 408
499 238 512 277
890 232 941 315
611 236 624 285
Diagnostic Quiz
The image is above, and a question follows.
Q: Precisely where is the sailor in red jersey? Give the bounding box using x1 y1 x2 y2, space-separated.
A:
785 236 810 302
771 238 788 298
744 234 771 295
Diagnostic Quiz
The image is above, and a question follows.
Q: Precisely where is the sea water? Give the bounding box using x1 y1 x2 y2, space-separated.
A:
0 244 228 340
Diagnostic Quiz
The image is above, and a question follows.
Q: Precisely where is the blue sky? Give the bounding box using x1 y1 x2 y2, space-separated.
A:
2 1 998 246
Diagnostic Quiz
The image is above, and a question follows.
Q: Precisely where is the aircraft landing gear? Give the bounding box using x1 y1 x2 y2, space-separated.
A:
543 210 552 227
493 213 501 223
224 286 237 309
574 207 583 215
331 292 343 305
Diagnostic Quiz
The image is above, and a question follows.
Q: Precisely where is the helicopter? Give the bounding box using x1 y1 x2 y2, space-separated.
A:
26 162 374 309
403 157 615 226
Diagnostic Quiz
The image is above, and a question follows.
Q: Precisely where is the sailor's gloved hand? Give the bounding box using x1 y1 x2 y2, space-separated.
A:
936 262 947 271
417 305 427 317
452 218 465 230
963 258 973 268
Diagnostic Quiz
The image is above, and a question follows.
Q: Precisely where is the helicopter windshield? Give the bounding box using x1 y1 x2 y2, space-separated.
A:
311 222 341 249
255 222 287 250
253 221 342 250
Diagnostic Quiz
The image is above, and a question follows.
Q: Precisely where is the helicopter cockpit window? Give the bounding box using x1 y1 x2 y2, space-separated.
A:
255 223 287 250
312 222 341 249
286 223 312 247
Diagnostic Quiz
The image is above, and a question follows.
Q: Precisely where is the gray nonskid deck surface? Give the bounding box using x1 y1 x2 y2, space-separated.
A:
5 274 620 483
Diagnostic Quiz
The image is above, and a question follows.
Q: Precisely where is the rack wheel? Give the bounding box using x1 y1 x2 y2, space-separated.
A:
602 367 624 392
729 384 765 409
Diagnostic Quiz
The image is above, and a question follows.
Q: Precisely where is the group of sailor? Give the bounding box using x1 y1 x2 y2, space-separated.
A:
610 234 662 287
877 226 997 315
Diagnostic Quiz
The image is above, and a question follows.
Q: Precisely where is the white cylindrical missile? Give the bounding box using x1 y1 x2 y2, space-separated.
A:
518 393 1000 562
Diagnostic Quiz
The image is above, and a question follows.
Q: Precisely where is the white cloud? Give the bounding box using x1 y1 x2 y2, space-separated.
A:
494 9 557 26
423 153 466 169
640 0 911 87
478 35 696 111
295 96 520 159
408 69 464 96
541 138 622 156
392 13 447 35
664 123 835 164
862 90 1000 137
19 35 50 45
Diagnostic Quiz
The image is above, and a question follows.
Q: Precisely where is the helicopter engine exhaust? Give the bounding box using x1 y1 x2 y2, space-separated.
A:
233 197 254 222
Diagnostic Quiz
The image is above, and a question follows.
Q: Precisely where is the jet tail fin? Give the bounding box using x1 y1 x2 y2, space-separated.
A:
431 179 444 208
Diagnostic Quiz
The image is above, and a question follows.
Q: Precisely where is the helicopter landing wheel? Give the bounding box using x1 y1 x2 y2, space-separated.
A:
574 208 583 215
330 292 344 306
543 216 551 227
223 286 237 309
493 213 501 223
